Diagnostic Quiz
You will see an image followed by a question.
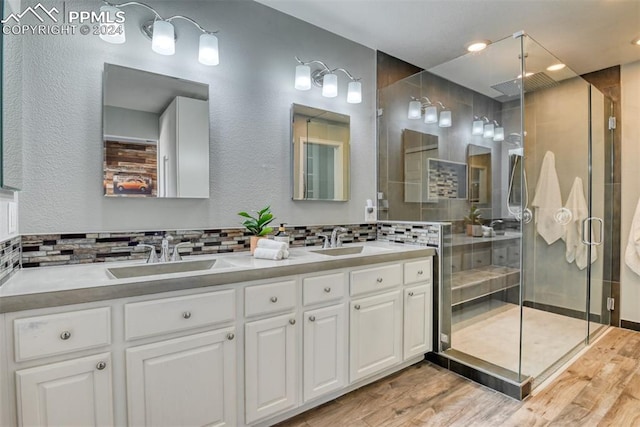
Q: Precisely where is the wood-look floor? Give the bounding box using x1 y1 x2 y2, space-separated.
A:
276 328 640 427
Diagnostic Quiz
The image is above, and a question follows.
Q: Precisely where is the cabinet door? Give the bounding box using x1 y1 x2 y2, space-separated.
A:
403 285 432 360
350 290 402 383
245 313 297 424
303 304 346 402
126 328 236 427
16 352 113 427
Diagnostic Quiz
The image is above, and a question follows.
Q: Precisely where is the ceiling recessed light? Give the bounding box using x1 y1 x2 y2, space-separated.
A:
467 40 491 52
633 37 640 46
546 63 566 71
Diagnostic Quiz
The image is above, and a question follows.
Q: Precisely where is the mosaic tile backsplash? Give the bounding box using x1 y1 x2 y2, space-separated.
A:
0 236 21 284
377 221 441 247
21 224 377 268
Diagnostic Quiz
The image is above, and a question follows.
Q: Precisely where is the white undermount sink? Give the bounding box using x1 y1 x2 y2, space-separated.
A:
106 258 233 279
310 245 390 257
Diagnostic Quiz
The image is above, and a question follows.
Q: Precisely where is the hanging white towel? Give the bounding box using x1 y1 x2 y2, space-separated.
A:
531 151 564 245
625 198 640 276
562 177 597 270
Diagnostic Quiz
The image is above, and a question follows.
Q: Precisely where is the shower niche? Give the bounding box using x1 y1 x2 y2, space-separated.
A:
378 34 613 398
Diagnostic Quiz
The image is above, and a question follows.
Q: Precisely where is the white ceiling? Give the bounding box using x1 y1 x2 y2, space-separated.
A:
256 0 640 76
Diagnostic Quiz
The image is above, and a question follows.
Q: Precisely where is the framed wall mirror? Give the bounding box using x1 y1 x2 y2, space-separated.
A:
103 64 210 198
402 129 439 203
467 144 492 206
291 104 350 201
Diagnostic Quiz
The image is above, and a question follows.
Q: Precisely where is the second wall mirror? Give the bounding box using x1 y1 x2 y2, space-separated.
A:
291 104 350 201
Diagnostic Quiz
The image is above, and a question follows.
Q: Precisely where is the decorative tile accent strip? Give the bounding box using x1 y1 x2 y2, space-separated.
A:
21 224 377 268
377 221 440 247
0 236 21 286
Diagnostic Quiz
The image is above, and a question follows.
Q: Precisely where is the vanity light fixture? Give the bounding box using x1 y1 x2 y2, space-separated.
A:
99 1 220 66
472 116 486 135
472 116 503 141
407 96 453 127
294 57 362 104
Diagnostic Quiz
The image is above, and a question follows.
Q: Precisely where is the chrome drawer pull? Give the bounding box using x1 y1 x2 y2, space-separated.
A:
270 296 278 303
96 361 107 370
309 315 316 322
227 333 235 340
324 287 331 293
408 292 414 296
182 311 192 319
289 319 296 325
354 304 361 310
60 331 71 340
417 270 424 275
376 277 383 283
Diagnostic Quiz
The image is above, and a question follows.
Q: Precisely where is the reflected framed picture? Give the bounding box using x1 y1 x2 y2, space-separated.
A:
426 158 468 201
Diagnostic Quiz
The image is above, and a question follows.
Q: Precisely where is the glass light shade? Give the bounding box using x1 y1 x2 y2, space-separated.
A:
483 123 495 138
424 105 438 124
99 6 125 44
493 127 505 142
295 65 311 90
322 73 338 98
151 20 175 55
198 33 219 66
407 100 422 119
347 81 362 104
472 119 484 135
438 110 452 127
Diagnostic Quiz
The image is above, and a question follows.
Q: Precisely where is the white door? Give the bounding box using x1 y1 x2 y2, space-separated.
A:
349 290 402 383
404 285 432 360
303 304 346 402
16 352 113 427
245 313 297 424
126 328 236 427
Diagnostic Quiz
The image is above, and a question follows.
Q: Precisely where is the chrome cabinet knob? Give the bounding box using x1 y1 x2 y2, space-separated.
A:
376 277 383 283
289 319 296 325
309 315 316 322
324 287 331 293
96 361 107 370
354 304 361 310
60 331 71 340
270 296 278 303
182 311 192 319
227 333 235 340
417 270 424 275
408 291 414 296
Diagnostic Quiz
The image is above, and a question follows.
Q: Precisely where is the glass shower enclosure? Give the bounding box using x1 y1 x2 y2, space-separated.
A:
378 33 613 396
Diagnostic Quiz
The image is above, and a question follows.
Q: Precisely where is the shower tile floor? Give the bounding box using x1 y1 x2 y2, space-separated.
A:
452 302 588 379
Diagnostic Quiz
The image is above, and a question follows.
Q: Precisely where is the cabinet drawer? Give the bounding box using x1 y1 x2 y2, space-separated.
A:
125 290 235 341
350 264 402 296
303 272 346 306
14 307 111 362
507 245 521 267
463 249 491 269
404 258 432 285
492 247 508 266
245 280 296 317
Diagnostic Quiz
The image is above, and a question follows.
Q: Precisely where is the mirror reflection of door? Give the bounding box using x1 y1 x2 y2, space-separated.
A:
291 104 350 201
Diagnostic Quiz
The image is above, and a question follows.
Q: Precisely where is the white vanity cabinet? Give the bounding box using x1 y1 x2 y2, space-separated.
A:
124 289 237 427
244 280 299 424
126 328 237 427
403 285 432 359
16 352 114 426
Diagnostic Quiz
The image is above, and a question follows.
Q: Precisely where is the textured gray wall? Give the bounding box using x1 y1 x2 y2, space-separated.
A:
16 0 376 233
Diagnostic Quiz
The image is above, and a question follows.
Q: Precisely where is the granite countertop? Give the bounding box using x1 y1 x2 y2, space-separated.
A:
450 231 521 247
0 241 436 313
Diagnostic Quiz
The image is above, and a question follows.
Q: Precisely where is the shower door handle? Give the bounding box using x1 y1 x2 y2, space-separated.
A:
582 217 604 246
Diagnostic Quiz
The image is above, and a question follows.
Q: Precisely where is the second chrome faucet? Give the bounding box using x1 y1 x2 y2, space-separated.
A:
319 227 349 249
138 235 190 263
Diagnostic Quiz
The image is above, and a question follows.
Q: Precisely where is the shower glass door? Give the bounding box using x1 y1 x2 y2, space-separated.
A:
519 35 609 385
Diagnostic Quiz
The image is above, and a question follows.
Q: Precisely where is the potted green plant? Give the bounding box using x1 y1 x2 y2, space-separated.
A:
238 205 275 253
464 205 484 237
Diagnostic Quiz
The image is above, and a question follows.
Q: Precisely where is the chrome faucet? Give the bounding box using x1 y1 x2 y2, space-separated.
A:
171 242 191 262
159 236 171 263
330 227 348 248
137 244 159 264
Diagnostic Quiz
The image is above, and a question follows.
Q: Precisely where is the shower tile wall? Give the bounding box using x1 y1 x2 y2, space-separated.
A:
378 62 505 224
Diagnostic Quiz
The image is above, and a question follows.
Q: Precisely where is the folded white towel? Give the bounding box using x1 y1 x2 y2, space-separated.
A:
625 198 640 276
532 151 564 245
257 239 288 251
562 177 597 270
253 247 285 260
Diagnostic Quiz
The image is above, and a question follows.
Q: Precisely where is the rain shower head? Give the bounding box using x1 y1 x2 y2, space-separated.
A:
491 72 560 98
